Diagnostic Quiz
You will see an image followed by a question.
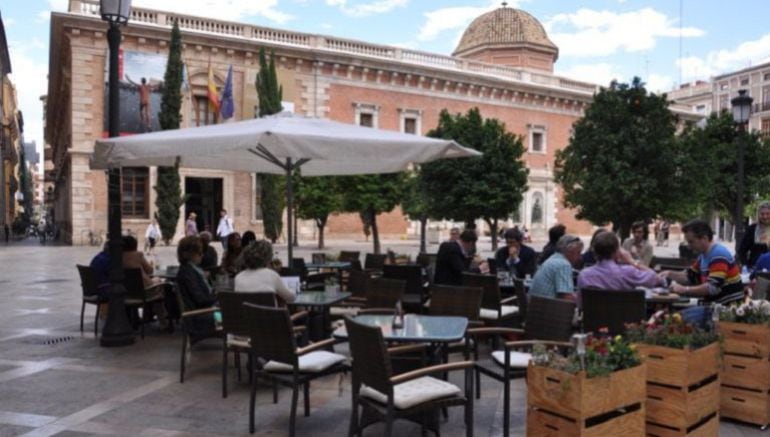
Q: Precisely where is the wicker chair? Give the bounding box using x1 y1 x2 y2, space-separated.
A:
339 251 361 263
428 285 484 323
364 253 387 274
170 283 221 384
383 264 427 313
461 273 519 326
330 270 371 319
123 268 167 339
581 288 646 336
360 277 406 314
345 316 474 437
76 265 108 336
244 303 348 436
467 296 575 437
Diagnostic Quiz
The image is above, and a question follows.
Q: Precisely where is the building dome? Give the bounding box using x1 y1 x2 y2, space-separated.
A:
453 5 558 71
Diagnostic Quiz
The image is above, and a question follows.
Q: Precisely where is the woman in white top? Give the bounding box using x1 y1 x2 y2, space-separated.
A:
234 239 296 303
144 218 161 254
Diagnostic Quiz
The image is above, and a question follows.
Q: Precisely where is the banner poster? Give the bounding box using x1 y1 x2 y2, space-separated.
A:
103 50 167 135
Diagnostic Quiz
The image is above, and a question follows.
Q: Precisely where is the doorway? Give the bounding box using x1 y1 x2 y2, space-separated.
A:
185 177 223 235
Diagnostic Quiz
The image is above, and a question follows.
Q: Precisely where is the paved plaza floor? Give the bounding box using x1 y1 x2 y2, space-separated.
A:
0 238 764 436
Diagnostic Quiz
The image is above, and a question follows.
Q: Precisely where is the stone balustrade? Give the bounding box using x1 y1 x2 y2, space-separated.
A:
70 0 598 95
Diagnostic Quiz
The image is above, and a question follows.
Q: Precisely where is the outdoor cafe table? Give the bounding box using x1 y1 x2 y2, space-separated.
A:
333 314 469 344
288 291 351 340
305 261 352 271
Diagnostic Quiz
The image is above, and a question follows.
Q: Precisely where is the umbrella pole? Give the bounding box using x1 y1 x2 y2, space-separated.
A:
286 158 293 269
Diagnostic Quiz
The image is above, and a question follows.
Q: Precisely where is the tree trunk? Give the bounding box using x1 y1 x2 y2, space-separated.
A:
617 221 632 241
490 218 499 251
293 211 299 247
371 209 381 254
419 218 427 254
464 219 476 230
316 218 326 250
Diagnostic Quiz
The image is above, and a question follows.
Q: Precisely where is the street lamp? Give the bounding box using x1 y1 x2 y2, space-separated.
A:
100 0 134 347
731 89 753 252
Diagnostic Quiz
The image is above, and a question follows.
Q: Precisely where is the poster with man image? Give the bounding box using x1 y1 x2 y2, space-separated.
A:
103 50 167 135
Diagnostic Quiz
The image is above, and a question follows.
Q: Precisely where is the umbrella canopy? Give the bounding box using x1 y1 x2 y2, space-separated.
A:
92 113 480 174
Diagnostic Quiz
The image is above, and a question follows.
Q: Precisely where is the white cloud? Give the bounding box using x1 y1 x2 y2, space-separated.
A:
416 0 525 42
320 23 334 29
677 33 770 81
325 0 408 17
4 18 15 27
556 63 623 87
545 8 704 58
132 0 292 24
646 73 674 93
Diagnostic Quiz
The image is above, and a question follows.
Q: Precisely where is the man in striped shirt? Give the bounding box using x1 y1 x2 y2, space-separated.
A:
660 219 744 305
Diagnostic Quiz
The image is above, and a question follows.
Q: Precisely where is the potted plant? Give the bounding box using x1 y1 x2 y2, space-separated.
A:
626 312 721 435
717 300 770 427
527 332 646 436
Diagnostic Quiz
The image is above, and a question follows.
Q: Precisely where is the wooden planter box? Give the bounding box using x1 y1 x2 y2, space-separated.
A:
635 342 720 436
718 321 770 427
527 363 645 436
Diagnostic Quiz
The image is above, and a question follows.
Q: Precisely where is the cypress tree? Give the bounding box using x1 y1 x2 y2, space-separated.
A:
255 47 285 243
154 21 186 244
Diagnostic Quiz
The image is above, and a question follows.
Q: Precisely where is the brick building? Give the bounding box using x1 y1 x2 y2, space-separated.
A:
47 0 609 245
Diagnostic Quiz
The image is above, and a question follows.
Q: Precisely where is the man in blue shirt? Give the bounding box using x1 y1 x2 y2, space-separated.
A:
89 244 112 298
529 234 583 301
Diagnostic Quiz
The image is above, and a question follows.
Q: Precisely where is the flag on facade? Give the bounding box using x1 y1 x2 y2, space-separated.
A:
219 65 234 120
207 64 220 114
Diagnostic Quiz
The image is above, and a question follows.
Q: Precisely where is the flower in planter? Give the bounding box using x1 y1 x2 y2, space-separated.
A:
532 333 641 378
626 311 719 350
718 299 770 324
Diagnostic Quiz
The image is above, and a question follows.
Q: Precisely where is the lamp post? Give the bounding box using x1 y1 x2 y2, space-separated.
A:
100 0 134 347
731 89 753 251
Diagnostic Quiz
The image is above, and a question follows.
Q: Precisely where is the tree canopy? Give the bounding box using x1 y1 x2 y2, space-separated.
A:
255 47 285 243
294 175 341 249
338 173 405 254
422 107 528 249
554 77 687 238
401 171 431 253
154 21 185 244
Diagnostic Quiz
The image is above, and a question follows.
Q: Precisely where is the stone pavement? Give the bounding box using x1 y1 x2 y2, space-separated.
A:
0 239 762 436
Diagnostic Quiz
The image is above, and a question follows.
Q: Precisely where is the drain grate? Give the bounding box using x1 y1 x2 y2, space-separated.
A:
22 336 76 346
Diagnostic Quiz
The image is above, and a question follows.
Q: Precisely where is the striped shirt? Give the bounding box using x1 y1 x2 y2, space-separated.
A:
687 242 744 304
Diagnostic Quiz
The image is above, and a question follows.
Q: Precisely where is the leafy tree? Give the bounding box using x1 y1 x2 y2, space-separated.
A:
295 175 341 249
339 173 405 254
422 107 528 250
17 146 33 228
401 171 431 253
255 47 285 243
678 111 770 233
554 77 686 239
154 21 186 244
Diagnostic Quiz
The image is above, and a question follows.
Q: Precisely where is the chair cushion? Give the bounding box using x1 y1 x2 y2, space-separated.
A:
330 306 360 317
263 351 346 373
360 376 461 410
479 305 519 320
226 334 250 349
491 350 532 368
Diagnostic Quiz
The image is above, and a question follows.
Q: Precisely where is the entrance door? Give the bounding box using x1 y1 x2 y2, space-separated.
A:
185 177 223 235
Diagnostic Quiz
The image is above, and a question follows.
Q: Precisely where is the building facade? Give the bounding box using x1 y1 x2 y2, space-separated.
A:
0 12 20 230
47 0 606 245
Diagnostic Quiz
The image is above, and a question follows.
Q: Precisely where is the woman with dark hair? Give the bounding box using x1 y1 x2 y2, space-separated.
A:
580 228 609 269
220 232 243 276
235 239 296 303
175 236 217 341
240 230 257 248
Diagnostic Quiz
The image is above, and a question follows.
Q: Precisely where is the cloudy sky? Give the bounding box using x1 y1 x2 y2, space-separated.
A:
3 0 770 153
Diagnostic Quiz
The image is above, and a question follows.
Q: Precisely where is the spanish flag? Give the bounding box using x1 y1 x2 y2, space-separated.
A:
207 64 220 114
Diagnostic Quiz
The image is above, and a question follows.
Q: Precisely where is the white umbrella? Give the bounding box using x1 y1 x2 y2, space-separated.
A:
92 113 481 262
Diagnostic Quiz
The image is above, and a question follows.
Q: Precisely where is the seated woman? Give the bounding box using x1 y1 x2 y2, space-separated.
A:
122 235 168 326
175 236 217 342
220 232 243 277
235 239 296 304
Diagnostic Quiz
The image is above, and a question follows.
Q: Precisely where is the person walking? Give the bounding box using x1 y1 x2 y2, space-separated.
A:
144 218 161 254
185 212 198 237
216 209 234 252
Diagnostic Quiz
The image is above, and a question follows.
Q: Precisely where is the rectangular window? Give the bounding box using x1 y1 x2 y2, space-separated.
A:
765 72 770 81
696 104 706 113
741 77 750 86
531 131 544 152
121 167 149 218
720 83 729 91
720 94 729 110
195 96 218 126
762 119 770 138
359 113 373 127
403 117 417 134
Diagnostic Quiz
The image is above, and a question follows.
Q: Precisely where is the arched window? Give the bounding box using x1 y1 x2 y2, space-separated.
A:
531 192 544 224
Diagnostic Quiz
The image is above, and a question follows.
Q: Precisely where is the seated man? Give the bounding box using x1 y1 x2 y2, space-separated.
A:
89 243 111 299
661 219 744 305
494 227 536 279
622 221 654 266
578 232 662 293
529 234 583 301
434 229 487 285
